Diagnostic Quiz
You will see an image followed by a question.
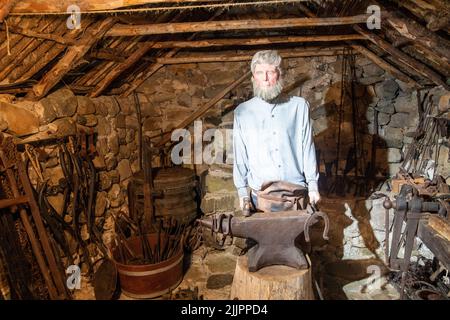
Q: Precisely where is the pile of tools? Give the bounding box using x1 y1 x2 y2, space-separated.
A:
383 183 449 299
112 213 189 265
0 130 105 299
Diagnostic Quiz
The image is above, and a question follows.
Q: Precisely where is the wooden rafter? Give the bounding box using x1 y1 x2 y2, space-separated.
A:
86 10 180 97
26 17 116 99
12 19 94 83
0 0 18 22
10 0 218 13
0 24 75 45
89 41 156 97
73 37 125 86
87 48 128 62
0 17 57 83
353 25 448 89
350 44 418 87
83 37 139 87
155 70 251 147
380 3 450 65
297 3 446 89
106 15 370 37
119 6 229 97
153 47 346 64
390 0 450 32
152 34 365 49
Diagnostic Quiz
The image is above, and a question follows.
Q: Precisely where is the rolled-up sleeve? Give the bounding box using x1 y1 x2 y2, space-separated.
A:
232 113 249 198
302 101 319 192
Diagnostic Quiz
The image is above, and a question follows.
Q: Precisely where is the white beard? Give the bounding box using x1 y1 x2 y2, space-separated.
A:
252 77 283 102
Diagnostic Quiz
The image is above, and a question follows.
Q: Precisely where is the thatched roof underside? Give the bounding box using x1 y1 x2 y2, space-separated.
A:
0 0 448 99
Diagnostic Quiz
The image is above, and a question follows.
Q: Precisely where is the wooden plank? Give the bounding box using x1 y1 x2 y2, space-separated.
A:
428 215 450 242
418 220 450 270
106 15 370 37
153 34 365 49
27 17 115 99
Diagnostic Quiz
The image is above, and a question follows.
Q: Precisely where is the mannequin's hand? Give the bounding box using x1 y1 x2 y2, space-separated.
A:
239 197 245 210
308 191 321 205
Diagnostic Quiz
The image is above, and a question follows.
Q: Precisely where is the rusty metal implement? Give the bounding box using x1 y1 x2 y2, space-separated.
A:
198 208 329 272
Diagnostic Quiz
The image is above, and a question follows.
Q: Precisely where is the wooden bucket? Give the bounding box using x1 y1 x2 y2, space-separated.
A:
112 234 183 299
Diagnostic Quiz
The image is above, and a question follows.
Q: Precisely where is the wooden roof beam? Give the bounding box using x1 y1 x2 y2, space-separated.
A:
377 2 450 65
106 15 370 37
89 41 156 97
152 34 365 49
26 17 115 99
152 47 347 64
353 25 448 89
0 24 75 45
350 44 418 87
119 8 229 97
10 1 220 14
298 3 446 89
389 0 450 32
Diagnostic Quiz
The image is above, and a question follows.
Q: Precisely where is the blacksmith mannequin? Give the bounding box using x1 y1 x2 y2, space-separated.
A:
232 50 320 212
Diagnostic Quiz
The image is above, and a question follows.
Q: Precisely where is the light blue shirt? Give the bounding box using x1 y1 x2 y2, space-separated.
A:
232 96 319 198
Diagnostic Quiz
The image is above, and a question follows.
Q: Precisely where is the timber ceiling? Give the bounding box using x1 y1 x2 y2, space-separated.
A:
0 0 448 100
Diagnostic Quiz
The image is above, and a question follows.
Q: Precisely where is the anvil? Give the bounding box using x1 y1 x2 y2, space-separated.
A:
198 208 329 272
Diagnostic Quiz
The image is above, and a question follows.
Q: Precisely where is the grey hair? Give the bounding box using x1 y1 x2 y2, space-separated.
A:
250 50 282 75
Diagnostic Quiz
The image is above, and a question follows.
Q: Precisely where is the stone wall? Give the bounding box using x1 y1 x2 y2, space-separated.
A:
0 89 140 268
1 52 448 282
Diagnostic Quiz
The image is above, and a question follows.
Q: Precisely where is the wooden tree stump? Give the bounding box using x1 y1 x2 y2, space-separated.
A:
230 255 314 300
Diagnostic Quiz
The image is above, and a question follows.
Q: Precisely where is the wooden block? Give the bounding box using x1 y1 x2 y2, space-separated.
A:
391 177 425 193
230 255 314 300
428 215 450 242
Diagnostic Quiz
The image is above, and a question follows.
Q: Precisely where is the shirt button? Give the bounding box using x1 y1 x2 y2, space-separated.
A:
278 165 281 168
271 115 275 118
273 131 276 135
275 148 279 151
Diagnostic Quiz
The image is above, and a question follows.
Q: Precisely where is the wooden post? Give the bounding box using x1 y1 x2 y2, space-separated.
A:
230 255 314 300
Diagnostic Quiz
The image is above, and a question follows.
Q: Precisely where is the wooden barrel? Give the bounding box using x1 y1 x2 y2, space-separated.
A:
112 234 183 299
128 167 198 224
